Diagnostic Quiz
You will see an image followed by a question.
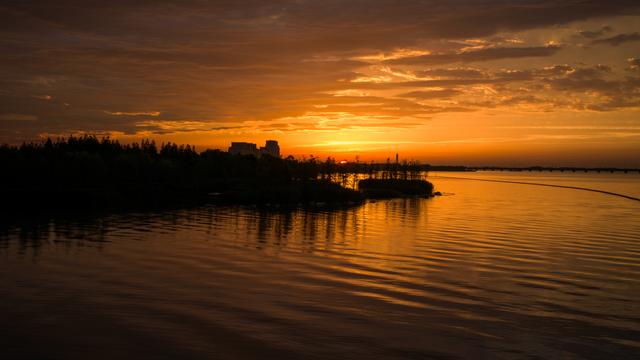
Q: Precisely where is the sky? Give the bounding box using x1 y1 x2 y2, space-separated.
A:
1 0 640 166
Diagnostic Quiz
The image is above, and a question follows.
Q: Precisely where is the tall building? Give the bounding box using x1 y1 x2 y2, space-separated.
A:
228 140 280 158
260 140 280 158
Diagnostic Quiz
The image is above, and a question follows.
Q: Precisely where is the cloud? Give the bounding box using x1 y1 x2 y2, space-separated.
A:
544 65 620 93
386 45 561 65
105 111 161 117
0 113 38 121
416 68 486 79
354 49 431 61
592 32 640 46
0 1 640 143
396 89 462 99
261 111 426 133
578 26 613 39
134 120 243 134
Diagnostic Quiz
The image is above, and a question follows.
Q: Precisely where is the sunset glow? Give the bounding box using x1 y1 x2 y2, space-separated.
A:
1 2 639 166
2 3 640 359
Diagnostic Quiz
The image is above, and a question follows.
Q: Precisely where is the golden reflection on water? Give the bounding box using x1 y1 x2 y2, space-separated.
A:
1 173 640 359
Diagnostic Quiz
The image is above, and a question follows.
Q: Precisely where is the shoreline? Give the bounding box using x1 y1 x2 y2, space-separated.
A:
1 178 438 215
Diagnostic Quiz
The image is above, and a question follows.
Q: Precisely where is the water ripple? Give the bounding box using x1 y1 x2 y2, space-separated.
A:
1 173 639 359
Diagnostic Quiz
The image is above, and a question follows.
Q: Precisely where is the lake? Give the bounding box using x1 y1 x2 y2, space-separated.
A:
2 172 640 359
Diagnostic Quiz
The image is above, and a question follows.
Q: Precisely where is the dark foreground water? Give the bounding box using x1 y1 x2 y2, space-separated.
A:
2 173 640 359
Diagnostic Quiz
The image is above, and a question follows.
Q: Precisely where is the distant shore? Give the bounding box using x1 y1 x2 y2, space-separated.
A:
439 166 640 173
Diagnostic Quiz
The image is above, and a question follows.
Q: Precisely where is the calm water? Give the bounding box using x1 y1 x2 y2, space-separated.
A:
2 172 640 359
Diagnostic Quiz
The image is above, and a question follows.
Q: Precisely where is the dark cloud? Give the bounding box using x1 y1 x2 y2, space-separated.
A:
134 120 246 135
355 63 640 112
578 26 613 39
592 32 640 46
0 113 38 121
536 65 575 76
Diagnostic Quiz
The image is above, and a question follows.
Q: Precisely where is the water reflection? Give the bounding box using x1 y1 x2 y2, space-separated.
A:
207 198 429 256
1 174 640 359
0 216 110 258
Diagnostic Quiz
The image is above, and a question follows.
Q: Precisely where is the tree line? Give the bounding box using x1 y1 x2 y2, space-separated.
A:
0 136 363 211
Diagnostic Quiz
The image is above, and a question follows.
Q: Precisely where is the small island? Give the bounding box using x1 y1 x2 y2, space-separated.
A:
0 136 437 213
358 178 435 199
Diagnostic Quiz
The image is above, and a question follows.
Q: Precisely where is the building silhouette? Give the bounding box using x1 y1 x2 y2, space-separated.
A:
228 142 258 156
260 140 280 157
229 140 280 158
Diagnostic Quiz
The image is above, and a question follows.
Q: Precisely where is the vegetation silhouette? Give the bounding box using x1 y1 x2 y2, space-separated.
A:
0 136 436 213
358 179 434 199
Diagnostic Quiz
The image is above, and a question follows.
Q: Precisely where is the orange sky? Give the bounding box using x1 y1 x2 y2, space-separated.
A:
1 1 639 166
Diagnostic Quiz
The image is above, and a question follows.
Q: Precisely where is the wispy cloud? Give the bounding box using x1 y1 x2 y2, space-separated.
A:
135 120 243 134
354 49 431 62
578 26 613 39
592 32 640 46
0 113 38 121
105 111 161 117
385 45 561 65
